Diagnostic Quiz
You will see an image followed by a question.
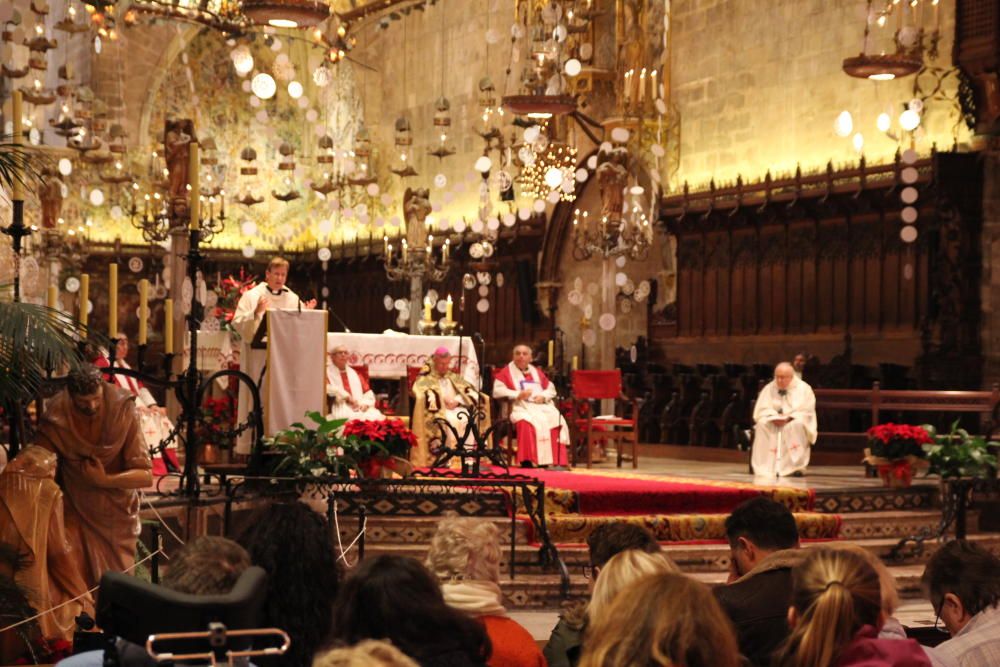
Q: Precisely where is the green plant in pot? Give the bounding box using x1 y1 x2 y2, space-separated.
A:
922 421 999 480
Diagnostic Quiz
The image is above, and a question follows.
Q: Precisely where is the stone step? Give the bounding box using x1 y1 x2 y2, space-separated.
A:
814 485 939 514
336 509 976 546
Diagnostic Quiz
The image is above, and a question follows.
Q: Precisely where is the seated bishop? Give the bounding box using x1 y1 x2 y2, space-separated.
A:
411 347 488 466
751 361 817 477
493 344 569 467
326 345 385 421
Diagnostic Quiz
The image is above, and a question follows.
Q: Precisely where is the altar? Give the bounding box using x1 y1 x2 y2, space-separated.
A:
325 332 480 384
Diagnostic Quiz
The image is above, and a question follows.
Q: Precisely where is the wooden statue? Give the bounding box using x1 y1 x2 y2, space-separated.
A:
163 119 195 213
403 187 432 249
597 147 629 225
38 167 65 230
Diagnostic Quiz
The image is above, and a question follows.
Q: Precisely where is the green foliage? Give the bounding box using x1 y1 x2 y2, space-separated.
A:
267 411 394 479
922 421 999 479
0 300 98 407
0 138 42 196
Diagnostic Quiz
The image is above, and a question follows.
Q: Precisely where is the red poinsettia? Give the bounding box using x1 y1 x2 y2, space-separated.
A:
866 423 931 461
343 418 417 458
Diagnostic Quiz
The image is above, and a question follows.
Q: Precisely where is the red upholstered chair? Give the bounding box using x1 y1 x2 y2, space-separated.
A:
571 369 639 469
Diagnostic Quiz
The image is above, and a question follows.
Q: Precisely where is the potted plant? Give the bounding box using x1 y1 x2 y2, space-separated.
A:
863 423 932 488
922 421 999 480
267 413 416 479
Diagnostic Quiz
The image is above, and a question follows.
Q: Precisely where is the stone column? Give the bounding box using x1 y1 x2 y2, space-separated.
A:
409 274 423 334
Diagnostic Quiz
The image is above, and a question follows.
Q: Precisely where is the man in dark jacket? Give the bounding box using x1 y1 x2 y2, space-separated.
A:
714 496 803 667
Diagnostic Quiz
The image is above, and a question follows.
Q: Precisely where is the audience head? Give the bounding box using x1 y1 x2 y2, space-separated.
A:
331 555 490 665
921 539 1000 635
586 522 661 577
67 364 104 416
587 550 680 629
831 543 899 616
313 640 418 667
725 496 800 578
330 345 350 370
774 362 796 390
512 344 532 370
776 547 882 667
266 256 290 290
426 516 502 585
238 502 340 667
114 332 129 360
581 572 741 667
162 536 250 595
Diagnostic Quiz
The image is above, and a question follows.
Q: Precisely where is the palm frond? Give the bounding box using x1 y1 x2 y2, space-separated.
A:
0 301 104 406
0 138 44 195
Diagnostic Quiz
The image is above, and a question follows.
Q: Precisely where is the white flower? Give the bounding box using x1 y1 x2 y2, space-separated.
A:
336 447 345 457
310 467 326 477
326 447 337 458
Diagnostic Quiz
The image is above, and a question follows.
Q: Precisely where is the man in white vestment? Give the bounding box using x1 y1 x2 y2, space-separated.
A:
751 362 817 477
232 257 316 454
492 344 569 468
110 333 178 474
326 345 384 421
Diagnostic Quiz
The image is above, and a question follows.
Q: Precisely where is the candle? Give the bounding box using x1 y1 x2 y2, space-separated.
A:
387 243 393 263
164 298 174 354
138 278 149 345
107 265 117 336
639 68 646 102
47 285 57 309
547 339 554 367
651 69 658 100
402 240 408 263
446 294 453 322
424 297 433 322
572 355 579 371
383 235 388 255
79 273 89 327
933 0 940 30
443 239 449 263
188 141 200 230
11 91 23 201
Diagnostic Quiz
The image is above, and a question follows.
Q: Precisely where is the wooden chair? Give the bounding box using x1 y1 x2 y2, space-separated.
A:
571 369 640 469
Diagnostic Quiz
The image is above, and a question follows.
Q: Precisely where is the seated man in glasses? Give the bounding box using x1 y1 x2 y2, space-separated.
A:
325 345 384 421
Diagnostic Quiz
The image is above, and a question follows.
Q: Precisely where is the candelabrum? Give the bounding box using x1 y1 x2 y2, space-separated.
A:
383 238 451 282
571 204 652 261
130 191 172 244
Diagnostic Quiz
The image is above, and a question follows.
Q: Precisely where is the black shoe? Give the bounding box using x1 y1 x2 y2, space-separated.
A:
791 470 805 477
519 461 535 469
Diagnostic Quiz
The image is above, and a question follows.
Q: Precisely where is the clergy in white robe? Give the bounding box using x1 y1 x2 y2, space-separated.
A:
111 334 178 475
326 345 384 421
751 362 817 477
232 257 316 454
492 344 569 467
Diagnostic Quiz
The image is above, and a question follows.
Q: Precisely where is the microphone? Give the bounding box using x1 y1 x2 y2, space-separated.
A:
328 308 351 333
471 332 484 344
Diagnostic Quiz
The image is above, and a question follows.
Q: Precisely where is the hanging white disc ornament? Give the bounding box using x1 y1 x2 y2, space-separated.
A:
384 295 394 311
65 276 80 293
900 226 918 243
463 273 476 290
568 290 583 305
615 272 628 286
318 247 332 262
242 245 256 258
434 173 447 188
502 212 516 227
901 187 918 204
453 218 467 233
901 206 918 224
582 329 597 346
615 256 627 268
478 285 489 297
476 298 490 313
599 313 616 330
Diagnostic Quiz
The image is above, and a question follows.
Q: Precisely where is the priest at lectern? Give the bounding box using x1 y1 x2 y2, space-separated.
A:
232 256 316 454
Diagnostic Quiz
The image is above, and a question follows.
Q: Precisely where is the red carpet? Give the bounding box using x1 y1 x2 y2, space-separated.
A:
495 467 815 516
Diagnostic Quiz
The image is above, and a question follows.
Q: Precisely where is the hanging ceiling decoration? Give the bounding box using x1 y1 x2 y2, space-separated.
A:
842 0 940 81
241 0 330 28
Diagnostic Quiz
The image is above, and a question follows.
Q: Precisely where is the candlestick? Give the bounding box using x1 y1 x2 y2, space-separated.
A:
572 355 579 371
107 265 117 336
547 339 554 367
138 278 149 344
188 142 200 230
11 91 23 201
446 294 453 322
79 273 89 327
424 297 433 322
47 284 57 309
164 298 174 354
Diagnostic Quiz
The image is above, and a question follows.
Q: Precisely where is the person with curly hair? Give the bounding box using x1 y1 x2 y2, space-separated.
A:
425 516 544 667
330 554 491 667
238 502 340 667
774 548 931 667
580 572 741 667
313 639 418 667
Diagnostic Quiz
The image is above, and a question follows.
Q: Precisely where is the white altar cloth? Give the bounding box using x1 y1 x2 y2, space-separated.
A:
325 332 480 385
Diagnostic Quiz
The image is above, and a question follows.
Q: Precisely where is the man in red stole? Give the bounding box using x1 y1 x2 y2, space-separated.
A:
492 344 569 468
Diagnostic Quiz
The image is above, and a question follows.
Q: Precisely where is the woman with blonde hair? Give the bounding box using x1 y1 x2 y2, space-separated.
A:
829 543 906 639
586 549 680 629
775 548 931 667
313 640 418 667
580 572 741 667
425 516 544 667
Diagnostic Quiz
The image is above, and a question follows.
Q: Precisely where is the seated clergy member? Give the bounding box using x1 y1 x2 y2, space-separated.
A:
751 362 816 477
492 343 569 467
411 347 483 466
326 344 384 421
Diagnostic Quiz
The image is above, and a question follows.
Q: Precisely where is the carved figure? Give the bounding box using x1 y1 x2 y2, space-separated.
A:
38 167 65 230
163 119 195 206
403 187 432 248
0 446 92 640
596 148 629 224
35 366 152 588
617 0 645 110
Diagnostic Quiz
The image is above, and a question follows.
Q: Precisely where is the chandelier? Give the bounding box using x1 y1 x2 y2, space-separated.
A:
843 0 940 81
383 237 451 282
572 147 652 260
517 140 578 202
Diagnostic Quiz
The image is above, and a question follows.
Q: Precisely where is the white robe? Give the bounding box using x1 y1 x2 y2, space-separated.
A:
491 363 568 466
112 359 175 453
326 363 384 421
752 377 817 477
232 282 304 454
